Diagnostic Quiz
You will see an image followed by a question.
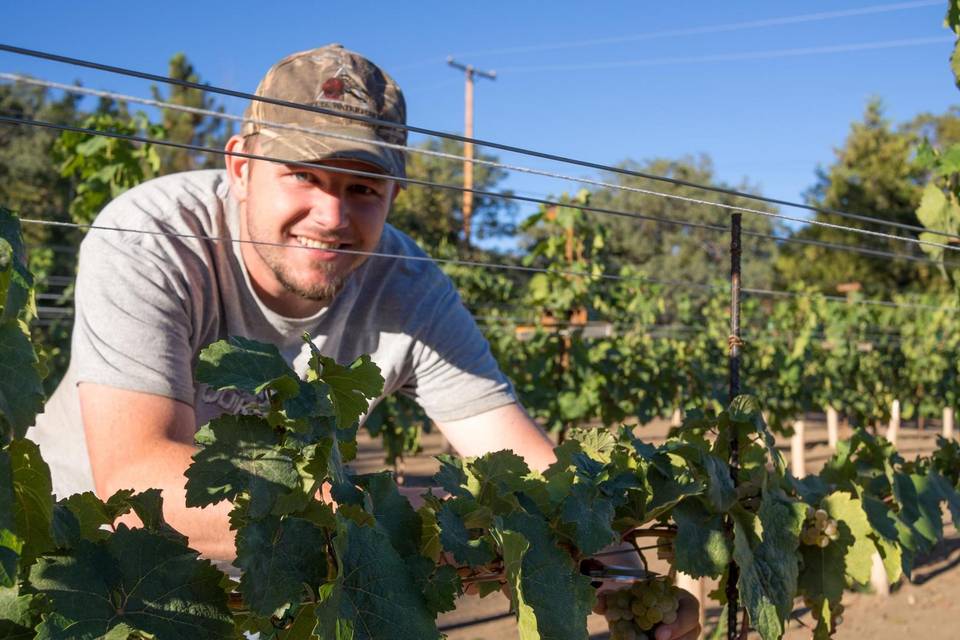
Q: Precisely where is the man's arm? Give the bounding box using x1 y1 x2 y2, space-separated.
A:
433 402 557 473
79 382 234 561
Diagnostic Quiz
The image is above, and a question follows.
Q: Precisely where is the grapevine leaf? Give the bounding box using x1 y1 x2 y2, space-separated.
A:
309 349 384 429
50 503 81 550
0 323 45 442
184 414 300 518
822 492 874 585
119 488 187 544
0 583 35 638
564 428 617 463
672 498 730 579
418 505 442 562
433 454 471 499
860 494 899 542
195 336 301 402
499 530 539 640
732 489 805 640
0 209 33 323
315 518 441 640
59 492 114 541
701 454 736 512
436 499 496 566
424 564 461 614
893 472 942 547
10 439 54 565
498 511 595 640
872 534 903 585
558 482 616 555
234 516 329 617
0 450 20 587
927 470 960 526
356 472 421 560
29 525 233 639
799 502 862 604
466 450 530 513
411 559 460 615
646 463 703 520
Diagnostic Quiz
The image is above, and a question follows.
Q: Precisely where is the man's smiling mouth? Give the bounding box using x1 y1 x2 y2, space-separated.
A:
294 235 346 250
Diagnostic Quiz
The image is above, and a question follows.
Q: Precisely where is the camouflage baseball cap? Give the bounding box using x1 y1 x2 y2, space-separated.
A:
242 44 407 177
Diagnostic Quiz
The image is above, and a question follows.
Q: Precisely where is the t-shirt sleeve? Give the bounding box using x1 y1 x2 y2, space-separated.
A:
71 221 202 405
399 276 516 423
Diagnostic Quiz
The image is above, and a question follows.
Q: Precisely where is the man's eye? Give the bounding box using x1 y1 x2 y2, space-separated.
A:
349 184 380 197
292 172 315 182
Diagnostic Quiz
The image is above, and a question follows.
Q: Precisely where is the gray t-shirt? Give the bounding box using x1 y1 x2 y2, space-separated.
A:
28 170 515 498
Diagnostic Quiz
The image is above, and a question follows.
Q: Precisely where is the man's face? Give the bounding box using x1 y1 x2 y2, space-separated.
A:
237 156 396 308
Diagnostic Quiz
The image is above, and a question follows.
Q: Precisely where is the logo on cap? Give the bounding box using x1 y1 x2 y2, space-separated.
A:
321 77 345 100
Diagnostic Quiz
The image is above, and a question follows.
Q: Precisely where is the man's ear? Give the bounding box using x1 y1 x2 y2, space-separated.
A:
224 135 251 202
390 180 403 204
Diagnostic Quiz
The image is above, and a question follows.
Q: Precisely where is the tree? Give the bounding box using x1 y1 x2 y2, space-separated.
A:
586 155 781 290
150 53 233 173
776 99 954 295
389 138 517 250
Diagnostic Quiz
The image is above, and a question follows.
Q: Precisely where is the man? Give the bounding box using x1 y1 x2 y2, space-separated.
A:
29 44 699 639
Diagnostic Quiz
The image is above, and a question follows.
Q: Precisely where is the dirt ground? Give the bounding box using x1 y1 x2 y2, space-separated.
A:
352 414 959 640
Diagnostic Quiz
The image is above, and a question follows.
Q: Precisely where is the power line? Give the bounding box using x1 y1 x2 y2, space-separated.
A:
1 43 956 243
450 1 944 57
497 36 953 73
5 114 958 264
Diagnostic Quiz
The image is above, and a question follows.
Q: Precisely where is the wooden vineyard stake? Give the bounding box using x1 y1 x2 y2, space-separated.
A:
887 399 900 447
826 406 839 450
791 419 807 478
870 552 890 597
670 408 683 428
944 407 955 440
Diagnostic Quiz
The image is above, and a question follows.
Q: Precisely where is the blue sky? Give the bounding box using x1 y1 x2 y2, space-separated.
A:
2 1 958 231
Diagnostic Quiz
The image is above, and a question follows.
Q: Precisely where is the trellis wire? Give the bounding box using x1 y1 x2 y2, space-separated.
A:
3 112 955 270
2 43 958 244
21 217 958 314
1 71 947 266
0 114 737 238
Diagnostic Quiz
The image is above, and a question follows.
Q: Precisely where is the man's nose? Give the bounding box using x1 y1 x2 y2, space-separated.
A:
309 191 349 232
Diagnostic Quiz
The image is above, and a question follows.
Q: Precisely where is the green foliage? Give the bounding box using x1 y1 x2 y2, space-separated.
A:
53 112 164 226
31 525 233 639
391 138 516 247
0 208 44 444
777 100 953 295
150 53 234 174
588 155 781 289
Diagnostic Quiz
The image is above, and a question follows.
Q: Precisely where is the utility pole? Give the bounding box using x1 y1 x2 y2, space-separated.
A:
447 57 496 249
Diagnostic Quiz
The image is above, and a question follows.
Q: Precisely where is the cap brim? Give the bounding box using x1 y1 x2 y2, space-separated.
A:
256 125 404 178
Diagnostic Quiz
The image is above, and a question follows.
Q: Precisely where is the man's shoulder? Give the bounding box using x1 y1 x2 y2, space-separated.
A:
95 170 229 232
369 224 445 286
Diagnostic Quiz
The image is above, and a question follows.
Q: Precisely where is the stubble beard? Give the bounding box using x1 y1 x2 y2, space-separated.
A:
271 250 346 301
244 205 355 303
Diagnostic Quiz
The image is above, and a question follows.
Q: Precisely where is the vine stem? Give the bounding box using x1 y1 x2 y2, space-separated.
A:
727 213 743 640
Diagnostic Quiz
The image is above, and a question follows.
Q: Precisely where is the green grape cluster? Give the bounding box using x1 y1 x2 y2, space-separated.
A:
602 579 681 640
800 506 839 547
